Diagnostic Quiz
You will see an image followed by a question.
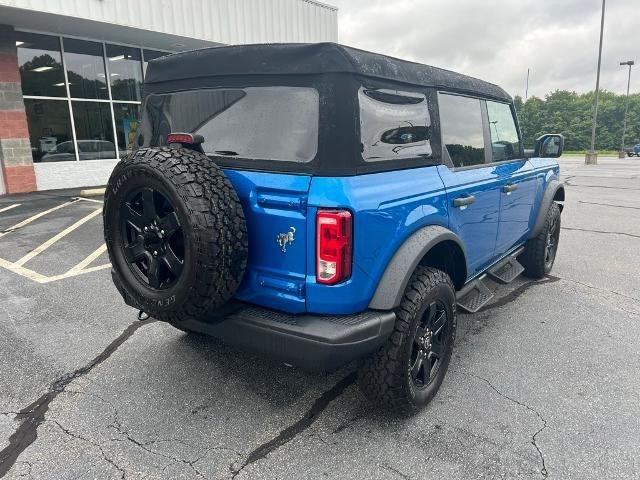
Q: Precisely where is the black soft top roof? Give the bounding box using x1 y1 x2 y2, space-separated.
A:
145 42 511 102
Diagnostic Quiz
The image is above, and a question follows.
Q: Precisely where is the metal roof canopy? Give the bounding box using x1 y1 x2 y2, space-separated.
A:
0 0 338 51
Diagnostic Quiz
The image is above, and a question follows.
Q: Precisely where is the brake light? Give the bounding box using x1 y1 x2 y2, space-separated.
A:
167 133 195 144
316 210 352 285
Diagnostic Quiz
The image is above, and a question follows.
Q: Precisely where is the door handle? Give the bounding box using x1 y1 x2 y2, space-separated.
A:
503 184 518 193
453 195 476 208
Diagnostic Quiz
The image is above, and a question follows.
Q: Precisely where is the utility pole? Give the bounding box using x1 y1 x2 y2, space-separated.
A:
586 0 606 165
525 68 530 101
619 60 634 158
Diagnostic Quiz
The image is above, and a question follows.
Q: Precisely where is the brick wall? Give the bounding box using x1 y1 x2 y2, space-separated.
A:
0 24 36 194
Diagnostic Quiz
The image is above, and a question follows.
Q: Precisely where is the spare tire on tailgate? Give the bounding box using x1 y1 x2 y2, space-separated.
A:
103 147 248 323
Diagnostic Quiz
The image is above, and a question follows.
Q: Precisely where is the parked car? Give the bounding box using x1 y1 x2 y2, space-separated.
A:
627 144 640 157
103 43 565 412
41 140 116 162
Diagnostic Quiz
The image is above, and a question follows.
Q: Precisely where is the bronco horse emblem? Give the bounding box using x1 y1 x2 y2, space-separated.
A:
276 227 296 252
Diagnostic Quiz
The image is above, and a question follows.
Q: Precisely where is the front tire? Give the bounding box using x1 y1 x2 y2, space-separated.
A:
358 267 457 412
520 202 561 279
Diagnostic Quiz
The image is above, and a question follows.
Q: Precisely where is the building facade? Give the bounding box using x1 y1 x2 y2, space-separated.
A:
0 0 338 194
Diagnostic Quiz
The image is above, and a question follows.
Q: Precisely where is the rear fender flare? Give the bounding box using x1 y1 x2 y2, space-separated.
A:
530 180 565 238
368 225 467 310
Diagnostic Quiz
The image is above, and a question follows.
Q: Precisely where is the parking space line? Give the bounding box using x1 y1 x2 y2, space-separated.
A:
75 196 104 204
13 207 103 267
0 198 81 239
66 244 108 274
42 263 111 283
0 257 49 282
0 203 21 214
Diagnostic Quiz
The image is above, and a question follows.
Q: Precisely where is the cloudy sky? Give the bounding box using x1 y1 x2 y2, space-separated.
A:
329 0 637 99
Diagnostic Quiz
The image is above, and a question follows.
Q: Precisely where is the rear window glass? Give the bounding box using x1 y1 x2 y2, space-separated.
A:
139 87 319 163
358 88 431 162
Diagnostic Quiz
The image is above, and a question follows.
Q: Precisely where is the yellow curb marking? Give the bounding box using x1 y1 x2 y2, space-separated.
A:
13 207 103 267
0 203 21 214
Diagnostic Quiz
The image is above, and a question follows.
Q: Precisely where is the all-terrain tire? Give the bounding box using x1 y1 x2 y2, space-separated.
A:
358 267 457 412
104 147 248 323
520 202 561 279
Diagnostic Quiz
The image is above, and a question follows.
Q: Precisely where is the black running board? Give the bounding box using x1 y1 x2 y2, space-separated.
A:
487 247 525 284
457 247 525 313
456 275 494 313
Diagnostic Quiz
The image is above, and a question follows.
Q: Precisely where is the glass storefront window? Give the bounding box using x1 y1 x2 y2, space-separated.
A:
72 101 116 160
16 32 66 97
113 103 141 155
143 49 169 75
106 45 143 101
63 38 109 100
24 99 74 162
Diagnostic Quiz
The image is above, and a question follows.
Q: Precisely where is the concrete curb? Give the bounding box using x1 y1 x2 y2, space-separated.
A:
79 188 106 197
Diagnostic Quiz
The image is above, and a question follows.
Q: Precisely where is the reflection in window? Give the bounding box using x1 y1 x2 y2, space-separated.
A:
359 88 431 162
63 38 108 99
106 45 143 101
16 32 65 97
439 93 485 168
114 103 140 155
141 87 319 163
24 99 74 162
486 101 522 162
143 49 169 75
72 101 116 160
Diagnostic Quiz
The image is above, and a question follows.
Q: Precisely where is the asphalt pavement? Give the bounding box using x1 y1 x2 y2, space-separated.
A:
0 156 639 479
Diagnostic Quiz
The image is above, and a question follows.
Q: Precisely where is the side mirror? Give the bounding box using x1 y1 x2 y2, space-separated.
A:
534 134 564 158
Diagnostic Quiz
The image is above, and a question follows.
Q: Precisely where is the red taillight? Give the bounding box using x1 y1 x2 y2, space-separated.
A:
167 133 195 144
316 209 352 285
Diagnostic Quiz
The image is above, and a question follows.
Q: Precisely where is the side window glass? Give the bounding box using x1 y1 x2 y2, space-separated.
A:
486 101 522 162
359 88 431 162
438 93 485 168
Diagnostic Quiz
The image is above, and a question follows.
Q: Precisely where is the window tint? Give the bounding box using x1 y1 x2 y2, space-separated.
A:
486 101 522 162
359 88 431 162
438 93 485 168
141 87 319 163
71 101 116 160
63 38 108 99
114 103 140 155
24 99 74 162
16 32 66 98
106 44 143 101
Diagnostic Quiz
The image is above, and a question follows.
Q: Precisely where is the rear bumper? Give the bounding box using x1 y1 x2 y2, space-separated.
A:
177 303 396 371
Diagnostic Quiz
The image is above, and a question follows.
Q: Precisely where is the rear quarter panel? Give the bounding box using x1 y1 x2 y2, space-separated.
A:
307 166 448 314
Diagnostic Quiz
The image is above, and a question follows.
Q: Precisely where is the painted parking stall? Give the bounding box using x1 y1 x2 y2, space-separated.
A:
0 196 110 283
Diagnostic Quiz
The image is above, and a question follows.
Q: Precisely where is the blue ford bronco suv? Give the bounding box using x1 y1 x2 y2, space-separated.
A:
104 43 565 412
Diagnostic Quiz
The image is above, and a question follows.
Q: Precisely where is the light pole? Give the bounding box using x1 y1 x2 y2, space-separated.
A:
619 60 634 158
586 0 606 165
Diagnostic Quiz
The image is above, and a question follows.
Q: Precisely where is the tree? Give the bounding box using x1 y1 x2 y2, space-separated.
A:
513 90 640 150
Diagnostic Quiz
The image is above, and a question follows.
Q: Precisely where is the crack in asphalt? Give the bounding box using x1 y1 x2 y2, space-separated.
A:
561 226 640 239
54 421 127 479
229 372 357 479
563 180 640 191
558 276 640 305
473 375 548 478
0 319 156 478
379 462 411 479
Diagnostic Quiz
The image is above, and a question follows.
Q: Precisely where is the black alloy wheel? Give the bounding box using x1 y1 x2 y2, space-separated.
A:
120 187 185 290
409 299 449 389
544 212 560 270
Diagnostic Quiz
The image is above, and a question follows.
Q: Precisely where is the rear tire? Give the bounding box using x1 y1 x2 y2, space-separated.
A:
104 147 248 323
520 202 561 279
358 267 456 412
